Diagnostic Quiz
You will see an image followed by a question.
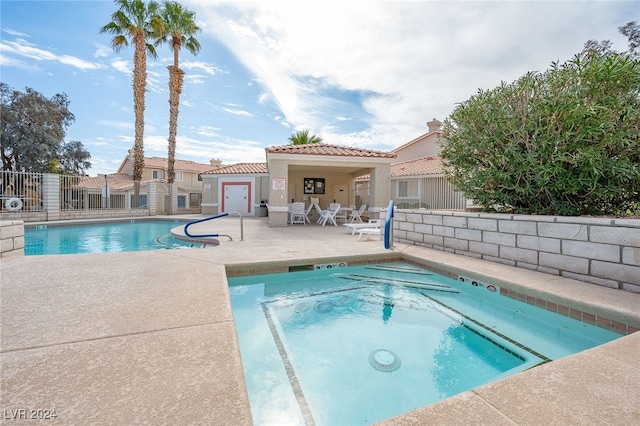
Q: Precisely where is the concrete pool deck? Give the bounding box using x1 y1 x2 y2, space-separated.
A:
1 216 639 424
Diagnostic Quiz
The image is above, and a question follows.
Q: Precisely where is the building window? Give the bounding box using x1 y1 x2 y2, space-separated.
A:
190 193 202 207
130 194 147 208
197 174 202 182
178 195 186 209
397 180 418 198
174 171 183 181
152 170 163 179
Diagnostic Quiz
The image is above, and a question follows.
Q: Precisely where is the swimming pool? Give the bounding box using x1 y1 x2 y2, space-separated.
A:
228 262 621 425
24 220 199 255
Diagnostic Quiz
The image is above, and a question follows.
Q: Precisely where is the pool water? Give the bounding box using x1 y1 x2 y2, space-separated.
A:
25 220 198 255
228 262 621 425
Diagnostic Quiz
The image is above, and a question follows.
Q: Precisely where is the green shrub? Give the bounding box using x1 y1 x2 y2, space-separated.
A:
441 52 640 216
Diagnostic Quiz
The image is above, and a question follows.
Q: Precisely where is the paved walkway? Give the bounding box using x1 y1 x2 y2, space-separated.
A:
1 216 639 424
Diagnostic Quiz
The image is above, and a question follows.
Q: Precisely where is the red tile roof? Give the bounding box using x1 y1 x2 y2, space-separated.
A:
204 162 268 175
392 156 444 177
356 156 445 180
266 143 396 158
143 157 217 173
74 173 160 190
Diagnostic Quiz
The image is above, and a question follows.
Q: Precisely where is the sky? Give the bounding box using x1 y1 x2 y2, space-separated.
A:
1 0 638 176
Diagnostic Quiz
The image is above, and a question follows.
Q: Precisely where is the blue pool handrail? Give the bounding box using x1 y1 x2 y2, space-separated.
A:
384 200 394 250
183 212 244 241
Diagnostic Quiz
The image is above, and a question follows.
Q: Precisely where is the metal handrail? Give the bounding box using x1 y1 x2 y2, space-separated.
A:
384 200 394 250
183 212 244 241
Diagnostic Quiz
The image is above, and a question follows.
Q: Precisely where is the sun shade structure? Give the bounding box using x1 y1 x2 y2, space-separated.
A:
200 143 396 226
264 144 395 227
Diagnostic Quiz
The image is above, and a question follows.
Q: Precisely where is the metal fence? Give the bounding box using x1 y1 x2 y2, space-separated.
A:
1 170 43 212
1 171 135 215
391 176 467 210
60 175 128 211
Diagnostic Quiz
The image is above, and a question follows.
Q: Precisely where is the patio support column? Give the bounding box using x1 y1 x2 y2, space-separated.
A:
266 159 289 227
43 173 60 221
169 183 178 215
369 164 391 210
147 182 157 216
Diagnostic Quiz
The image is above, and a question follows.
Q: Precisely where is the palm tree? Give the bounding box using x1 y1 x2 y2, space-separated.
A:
288 129 323 145
101 0 163 207
157 1 201 213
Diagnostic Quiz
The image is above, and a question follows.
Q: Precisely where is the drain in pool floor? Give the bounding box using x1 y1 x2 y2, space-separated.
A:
369 349 401 372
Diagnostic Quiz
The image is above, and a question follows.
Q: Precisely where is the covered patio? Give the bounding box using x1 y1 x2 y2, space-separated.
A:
265 144 396 227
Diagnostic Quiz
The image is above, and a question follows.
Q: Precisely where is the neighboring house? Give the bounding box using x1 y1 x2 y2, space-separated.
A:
392 118 444 163
201 144 396 227
390 156 466 210
390 119 467 209
116 150 222 213
359 118 467 210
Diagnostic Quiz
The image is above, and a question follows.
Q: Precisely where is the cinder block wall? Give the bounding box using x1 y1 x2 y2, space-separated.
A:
393 211 640 293
0 220 25 257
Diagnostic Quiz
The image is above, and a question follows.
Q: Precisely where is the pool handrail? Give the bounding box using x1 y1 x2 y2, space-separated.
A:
384 200 394 250
184 212 244 241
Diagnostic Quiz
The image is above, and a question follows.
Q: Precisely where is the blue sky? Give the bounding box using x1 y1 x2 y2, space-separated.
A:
1 0 637 175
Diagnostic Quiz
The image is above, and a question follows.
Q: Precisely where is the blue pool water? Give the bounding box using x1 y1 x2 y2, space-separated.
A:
25 220 197 255
228 262 621 425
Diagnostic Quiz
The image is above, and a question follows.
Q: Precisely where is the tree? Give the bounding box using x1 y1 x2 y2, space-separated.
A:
101 0 163 207
0 83 91 174
441 51 640 216
619 21 640 59
585 21 639 59
156 1 201 213
58 141 92 175
288 129 323 145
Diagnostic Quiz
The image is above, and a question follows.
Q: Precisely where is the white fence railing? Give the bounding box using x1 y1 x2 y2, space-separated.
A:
0 171 158 222
1 170 44 213
59 175 129 211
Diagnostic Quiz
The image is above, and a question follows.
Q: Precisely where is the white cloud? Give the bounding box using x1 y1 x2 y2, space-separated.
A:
97 120 133 130
2 28 29 37
195 125 221 138
110 59 132 75
93 44 112 59
0 38 101 70
181 61 222 75
191 0 635 150
141 131 266 164
221 106 252 117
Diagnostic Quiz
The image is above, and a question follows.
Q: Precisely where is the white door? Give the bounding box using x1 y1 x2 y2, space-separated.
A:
333 184 349 206
222 183 250 215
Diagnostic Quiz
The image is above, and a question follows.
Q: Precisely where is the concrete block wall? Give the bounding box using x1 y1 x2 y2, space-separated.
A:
0 220 25 257
393 211 640 293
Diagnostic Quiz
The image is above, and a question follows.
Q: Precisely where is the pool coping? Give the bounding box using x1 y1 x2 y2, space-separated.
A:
2 216 639 424
225 248 640 424
225 250 640 334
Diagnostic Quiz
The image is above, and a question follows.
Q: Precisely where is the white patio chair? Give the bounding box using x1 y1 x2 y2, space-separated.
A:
290 202 307 225
348 204 367 223
304 203 313 223
318 203 341 226
344 218 381 235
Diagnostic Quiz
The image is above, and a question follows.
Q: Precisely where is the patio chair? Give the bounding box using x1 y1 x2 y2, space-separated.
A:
318 203 341 226
344 218 380 235
304 203 313 223
357 227 383 241
348 204 367 223
290 202 307 225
